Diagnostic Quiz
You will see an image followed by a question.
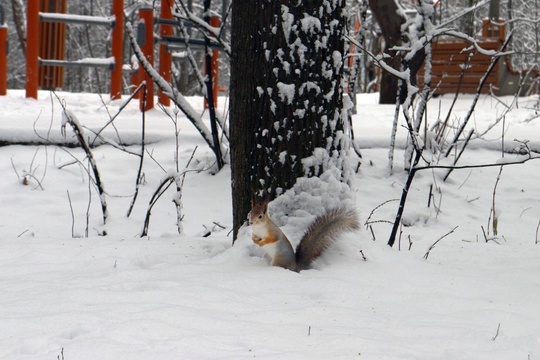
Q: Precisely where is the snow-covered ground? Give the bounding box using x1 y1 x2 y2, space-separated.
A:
1 89 539 359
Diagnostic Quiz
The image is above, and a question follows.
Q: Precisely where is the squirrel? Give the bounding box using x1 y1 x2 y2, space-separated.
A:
248 196 360 272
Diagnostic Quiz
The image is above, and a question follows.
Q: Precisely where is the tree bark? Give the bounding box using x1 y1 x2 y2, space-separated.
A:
368 0 405 104
230 0 347 240
368 0 426 104
10 0 27 58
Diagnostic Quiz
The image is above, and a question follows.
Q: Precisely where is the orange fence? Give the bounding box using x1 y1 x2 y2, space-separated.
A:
417 19 506 95
38 0 66 90
204 16 220 109
110 0 123 99
11 1 223 111
138 8 155 112
0 5 7 96
133 8 223 111
158 0 173 107
418 38 502 94
25 0 123 100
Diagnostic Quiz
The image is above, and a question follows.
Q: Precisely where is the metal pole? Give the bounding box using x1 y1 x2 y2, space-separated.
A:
0 5 7 96
139 8 154 111
26 0 39 99
158 0 173 107
110 0 124 100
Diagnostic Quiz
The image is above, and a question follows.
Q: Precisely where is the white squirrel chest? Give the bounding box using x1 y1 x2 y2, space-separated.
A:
251 222 269 240
251 223 280 255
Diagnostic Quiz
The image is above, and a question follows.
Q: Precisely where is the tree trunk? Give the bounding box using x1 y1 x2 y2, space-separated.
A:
10 0 27 58
368 0 426 104
230 0 348 240
368 0 405 104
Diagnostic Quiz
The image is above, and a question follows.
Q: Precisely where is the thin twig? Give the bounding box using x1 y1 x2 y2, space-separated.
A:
364 199 399 228
22 172 45 190
444 33 513 157
127 84 147 218
388 150 423 247
17 229 30 237
173 146 199 235
492 323 501 341
125 22 226 168
481 225 500 244
55 92 108 227
359 250 367 261
10 158 21 179
481 225 489 242
488 166 504 236
369 225 376 241
141 177 175 237
427 184 433 208
443 129 474 182
66 190 75 238
212 222 226 230
141 156 214 237
145 148 167 173
415 151 538 172
86 161 93 237
91 82 146 146
534 220 540 244
423 226 458 260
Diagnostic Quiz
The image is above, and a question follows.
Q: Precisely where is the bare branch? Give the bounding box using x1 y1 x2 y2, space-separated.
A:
127 85 148 218
56 93 108 227
66 190 75 238
126 21 226 168
423 226 459 260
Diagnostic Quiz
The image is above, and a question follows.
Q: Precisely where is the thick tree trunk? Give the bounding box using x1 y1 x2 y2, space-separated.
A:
368 0 405 104
230 0 347 240
368 0 426 104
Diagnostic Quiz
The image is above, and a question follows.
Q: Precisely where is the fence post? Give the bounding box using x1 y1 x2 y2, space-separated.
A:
0 5 7 96
26 0 39 99
110 0 124 100
131 57 140 99
158 0 173 107
139 8 154 111
39 0 66 90
204 16 220 109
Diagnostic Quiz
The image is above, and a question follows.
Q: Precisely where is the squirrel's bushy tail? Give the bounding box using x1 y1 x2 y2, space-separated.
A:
294 207 360 271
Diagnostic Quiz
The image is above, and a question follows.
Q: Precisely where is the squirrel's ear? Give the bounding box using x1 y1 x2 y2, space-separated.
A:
251 191 264 206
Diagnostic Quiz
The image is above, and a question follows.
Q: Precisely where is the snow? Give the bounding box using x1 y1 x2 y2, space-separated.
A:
280 5 295 43
276 82 296 104
38 12 115 27
300 14 321 34
1 90 540 359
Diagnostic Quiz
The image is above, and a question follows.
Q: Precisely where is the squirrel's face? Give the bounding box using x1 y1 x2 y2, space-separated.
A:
248 203 267 225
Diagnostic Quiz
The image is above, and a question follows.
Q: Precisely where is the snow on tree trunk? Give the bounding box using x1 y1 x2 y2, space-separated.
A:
230 0 350 240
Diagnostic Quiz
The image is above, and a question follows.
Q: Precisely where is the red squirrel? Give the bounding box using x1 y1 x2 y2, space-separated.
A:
249 197 359 271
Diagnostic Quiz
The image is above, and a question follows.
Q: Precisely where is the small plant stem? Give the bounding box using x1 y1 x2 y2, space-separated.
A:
67 190 75 238
423 226 458 260
388 150 422 247
127 84 147 218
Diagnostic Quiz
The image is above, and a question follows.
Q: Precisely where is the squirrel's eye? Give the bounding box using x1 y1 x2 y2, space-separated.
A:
258 214 263 220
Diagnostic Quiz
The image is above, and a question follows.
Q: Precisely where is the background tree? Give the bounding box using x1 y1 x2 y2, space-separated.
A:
367 0 426 104
367 0 406 104
230 0 350 240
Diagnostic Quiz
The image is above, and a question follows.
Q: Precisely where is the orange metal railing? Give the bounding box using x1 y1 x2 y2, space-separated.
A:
38 0 66 90
0 5 7 96
26 0 123 100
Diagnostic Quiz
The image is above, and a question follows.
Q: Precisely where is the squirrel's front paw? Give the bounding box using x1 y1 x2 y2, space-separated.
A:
252 235 261 244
